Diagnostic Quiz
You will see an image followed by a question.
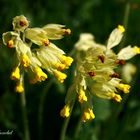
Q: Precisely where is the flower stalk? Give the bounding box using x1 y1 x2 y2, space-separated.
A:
60 100 75 140
19 74 30 140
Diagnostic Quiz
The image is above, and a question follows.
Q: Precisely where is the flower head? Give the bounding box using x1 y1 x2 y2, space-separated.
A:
2 15 73 91
62 25 139 120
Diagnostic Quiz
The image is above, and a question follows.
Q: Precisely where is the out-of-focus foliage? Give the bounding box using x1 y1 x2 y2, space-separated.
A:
0 0 140 140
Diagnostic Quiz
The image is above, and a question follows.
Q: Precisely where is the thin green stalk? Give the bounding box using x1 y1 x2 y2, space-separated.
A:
60 101 75 140
60 116 71 140
38 79 54 140
119 0 130 49
20 74 30 140
74 115 82 139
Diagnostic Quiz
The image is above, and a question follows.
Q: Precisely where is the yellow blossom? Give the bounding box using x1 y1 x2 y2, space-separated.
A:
55 63 66 71
15 82 24 93
78 88 87 103
60 105 70 118
111 93 122 102
34 67 48 82
61 55 73 68
117 83 131 93
10 67 20 80
117 25 125 33
21 54 31 67
82 108 95 122
54 70 67 83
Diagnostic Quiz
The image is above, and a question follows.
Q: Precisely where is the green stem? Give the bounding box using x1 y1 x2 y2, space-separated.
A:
60 116 71 140
74 115 82 139
38 79 54 140
123 1 130 29
20 74 30 140
119 1 130 48
60 101 75 140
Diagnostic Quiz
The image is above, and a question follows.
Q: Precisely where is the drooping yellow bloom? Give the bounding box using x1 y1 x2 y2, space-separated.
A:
60 105 70 118
54 70 67 83
78 88 87 103
117 83 131 94
111 93 122 102
117 25 125 33
15 82 24 93
61 55 74 68
10 67 20 80
82 108 95 122
21 54 31 67
34 67 48 82
55 63 66 71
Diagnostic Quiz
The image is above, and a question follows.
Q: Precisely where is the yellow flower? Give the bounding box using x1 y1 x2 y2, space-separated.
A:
117 83 131 93
117 25 125 33
61 55 74 68
60 105 70 118
111 93 122 102
55 63 66 71
34 67 48 82
54 70 67 83
21 54 31 67
15 82 24 93
10 67 20 80
78 88 87 103
82 108 95 122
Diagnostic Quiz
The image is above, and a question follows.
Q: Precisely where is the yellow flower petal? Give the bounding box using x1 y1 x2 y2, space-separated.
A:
60 105 70 118
10 67 20 80
117 25 125 33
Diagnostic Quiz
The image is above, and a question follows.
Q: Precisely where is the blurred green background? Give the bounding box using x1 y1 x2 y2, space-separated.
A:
0 0 140 140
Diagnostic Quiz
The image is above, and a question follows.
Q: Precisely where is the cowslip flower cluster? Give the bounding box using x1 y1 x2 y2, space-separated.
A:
60 25 140 122
2 15 73 93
